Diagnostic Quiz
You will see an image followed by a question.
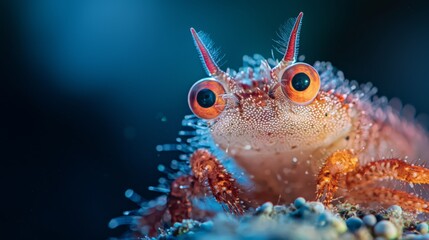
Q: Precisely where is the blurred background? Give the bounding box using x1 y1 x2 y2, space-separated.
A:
2 0 429 239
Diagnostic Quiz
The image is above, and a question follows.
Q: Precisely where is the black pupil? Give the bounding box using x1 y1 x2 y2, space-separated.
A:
197 88 216 108
291 72 310 91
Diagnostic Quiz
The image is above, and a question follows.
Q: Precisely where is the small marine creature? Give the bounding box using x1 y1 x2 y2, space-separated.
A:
110 12 429 237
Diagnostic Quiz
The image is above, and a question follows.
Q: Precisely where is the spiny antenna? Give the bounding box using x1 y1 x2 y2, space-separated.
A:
190 28 234 89
271 12 303 77
283 12 303 62
190 28 222 76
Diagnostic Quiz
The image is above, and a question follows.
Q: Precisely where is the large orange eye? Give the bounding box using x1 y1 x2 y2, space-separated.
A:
188 78 226 119
280 63 321 105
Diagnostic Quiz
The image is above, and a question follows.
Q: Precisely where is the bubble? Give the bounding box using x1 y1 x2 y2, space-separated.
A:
124 189 134 198
157 164 165 172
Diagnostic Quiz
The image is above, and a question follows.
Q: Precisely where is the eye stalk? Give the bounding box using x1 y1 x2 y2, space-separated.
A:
188 78 226 119
280 63 320 105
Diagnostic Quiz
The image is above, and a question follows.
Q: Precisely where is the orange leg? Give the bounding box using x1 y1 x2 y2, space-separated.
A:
316 150 429 211
316 149 358 205
128 176 195 237
167 174 216 222
316 150 429 212
346 159 429 189
134 200 168 237
347 187 429 213
167 175 197 223
143 149 244 236
190 149 246 215
113 149 244 237
343 158 429 212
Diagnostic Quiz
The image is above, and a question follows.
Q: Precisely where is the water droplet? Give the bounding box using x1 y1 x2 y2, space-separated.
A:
292 157 298 163
159 177 167 184
124 189 134 198
157 164 165 172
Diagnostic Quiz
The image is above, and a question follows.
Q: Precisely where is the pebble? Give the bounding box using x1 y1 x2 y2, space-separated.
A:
417 222 429 234
332 217 347 234
312 202 325 213
291 205 310 219
363 214 377 227
273 205 286 212
374 220 398 239
346 217 363 232
317 212 332 227
294 197 306 209
255 202 273 215
387 205 403 215
404 233 429 240
200 221 214 231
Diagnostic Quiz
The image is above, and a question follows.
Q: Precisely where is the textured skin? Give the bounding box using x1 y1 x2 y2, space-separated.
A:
206 60 429 203
188 12 429 205
210 66 352 202
110 13 429 238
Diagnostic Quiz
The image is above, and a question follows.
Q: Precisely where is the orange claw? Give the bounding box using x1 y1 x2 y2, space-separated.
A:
159 149 247 234
316 149 358 205
190 149 246 215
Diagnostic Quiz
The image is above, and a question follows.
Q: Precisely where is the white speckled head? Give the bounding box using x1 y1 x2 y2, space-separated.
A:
208 73 352 155
189 13 353 157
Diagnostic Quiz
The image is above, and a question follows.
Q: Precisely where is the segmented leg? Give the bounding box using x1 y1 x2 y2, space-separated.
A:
167 149 245 226
137 175 209 236
167 175 213 223
138 204 167 237
316 149 358 205
344 158 429 213
316 149 429 211
346 159 429 189
190 149 246 215
347 187 429 213
168 175 195 223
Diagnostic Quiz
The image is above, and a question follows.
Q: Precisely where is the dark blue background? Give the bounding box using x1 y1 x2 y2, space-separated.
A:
2 0 429 239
